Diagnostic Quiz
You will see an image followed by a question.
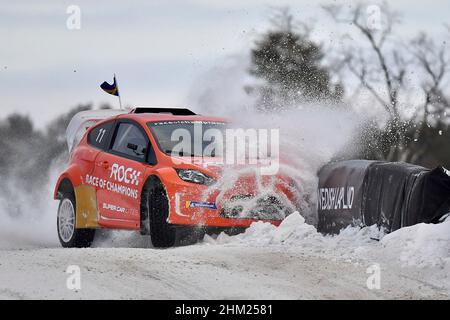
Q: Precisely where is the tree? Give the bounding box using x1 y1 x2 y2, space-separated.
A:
404 33 450 166
324 3 450 164
0 104 92 217
248 8 343 111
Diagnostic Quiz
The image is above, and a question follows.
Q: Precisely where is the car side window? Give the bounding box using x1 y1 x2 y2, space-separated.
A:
111 122 148 161
87 120 115 150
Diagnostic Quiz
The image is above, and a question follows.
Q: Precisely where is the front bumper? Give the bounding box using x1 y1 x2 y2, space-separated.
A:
165 179 295 228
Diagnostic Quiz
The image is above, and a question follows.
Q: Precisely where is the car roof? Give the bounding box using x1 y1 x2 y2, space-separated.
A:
117 112 228 124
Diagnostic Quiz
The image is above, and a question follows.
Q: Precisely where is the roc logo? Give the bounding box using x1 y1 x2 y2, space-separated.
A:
110 163 142 186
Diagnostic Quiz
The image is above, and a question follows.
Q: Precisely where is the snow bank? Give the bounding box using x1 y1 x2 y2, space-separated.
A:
210 212 320 246
381 217 450 268
207 211 450 271
207 211 381 248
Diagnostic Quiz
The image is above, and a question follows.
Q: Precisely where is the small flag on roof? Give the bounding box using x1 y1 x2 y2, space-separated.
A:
100 75 119 96
100 74 123 109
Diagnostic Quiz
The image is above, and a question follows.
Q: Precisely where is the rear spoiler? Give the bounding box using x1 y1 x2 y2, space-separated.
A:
130 107 197 116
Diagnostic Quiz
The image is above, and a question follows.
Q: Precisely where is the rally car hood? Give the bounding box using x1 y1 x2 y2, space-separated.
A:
169 156 224 176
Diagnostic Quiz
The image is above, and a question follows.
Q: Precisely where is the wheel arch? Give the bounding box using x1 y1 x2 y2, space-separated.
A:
54 165 83 200
140 174 167 234
140 168 173 204
56 178 74 199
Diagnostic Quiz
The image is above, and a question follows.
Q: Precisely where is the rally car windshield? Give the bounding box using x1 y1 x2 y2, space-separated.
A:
148 121 227 157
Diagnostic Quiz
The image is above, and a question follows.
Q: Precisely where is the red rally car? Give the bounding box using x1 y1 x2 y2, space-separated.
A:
54 107 298 248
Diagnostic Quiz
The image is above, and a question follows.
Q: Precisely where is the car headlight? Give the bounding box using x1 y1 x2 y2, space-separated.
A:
176 169 215 185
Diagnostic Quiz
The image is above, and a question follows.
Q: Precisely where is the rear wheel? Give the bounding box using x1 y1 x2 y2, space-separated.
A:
142 181 176 248
57 193 95 248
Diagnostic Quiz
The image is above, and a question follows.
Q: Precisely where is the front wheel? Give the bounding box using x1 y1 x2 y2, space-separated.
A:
57 193 95 248
143 181 176 248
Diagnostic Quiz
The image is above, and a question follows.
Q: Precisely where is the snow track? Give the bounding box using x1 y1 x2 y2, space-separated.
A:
0 246 446 299
0 212 449 299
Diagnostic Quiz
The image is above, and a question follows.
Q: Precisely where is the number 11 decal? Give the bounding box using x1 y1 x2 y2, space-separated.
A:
96 128 106 143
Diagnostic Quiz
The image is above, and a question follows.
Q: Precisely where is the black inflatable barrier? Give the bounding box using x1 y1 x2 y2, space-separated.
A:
317 160 450 234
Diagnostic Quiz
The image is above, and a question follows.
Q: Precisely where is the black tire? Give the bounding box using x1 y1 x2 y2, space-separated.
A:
177 226 206 246
57 192 95 248
142 180 176 248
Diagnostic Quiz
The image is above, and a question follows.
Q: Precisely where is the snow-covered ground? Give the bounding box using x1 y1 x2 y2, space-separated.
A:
0 212 449 299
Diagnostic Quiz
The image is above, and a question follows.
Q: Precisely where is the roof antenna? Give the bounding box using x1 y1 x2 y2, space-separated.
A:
114 74 123 110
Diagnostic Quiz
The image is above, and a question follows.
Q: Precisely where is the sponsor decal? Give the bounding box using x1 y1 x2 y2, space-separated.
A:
84 163 142 199
102 203 126 213
110 163 141 186
152 120 226 126
101 202 139 216
85 174 139 199
185 201 217 209
318 186 355 210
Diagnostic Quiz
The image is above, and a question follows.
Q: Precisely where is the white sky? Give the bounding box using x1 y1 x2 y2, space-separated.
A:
1 0 449 127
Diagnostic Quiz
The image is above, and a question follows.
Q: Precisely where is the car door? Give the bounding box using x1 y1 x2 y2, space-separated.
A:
94 120 151 229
